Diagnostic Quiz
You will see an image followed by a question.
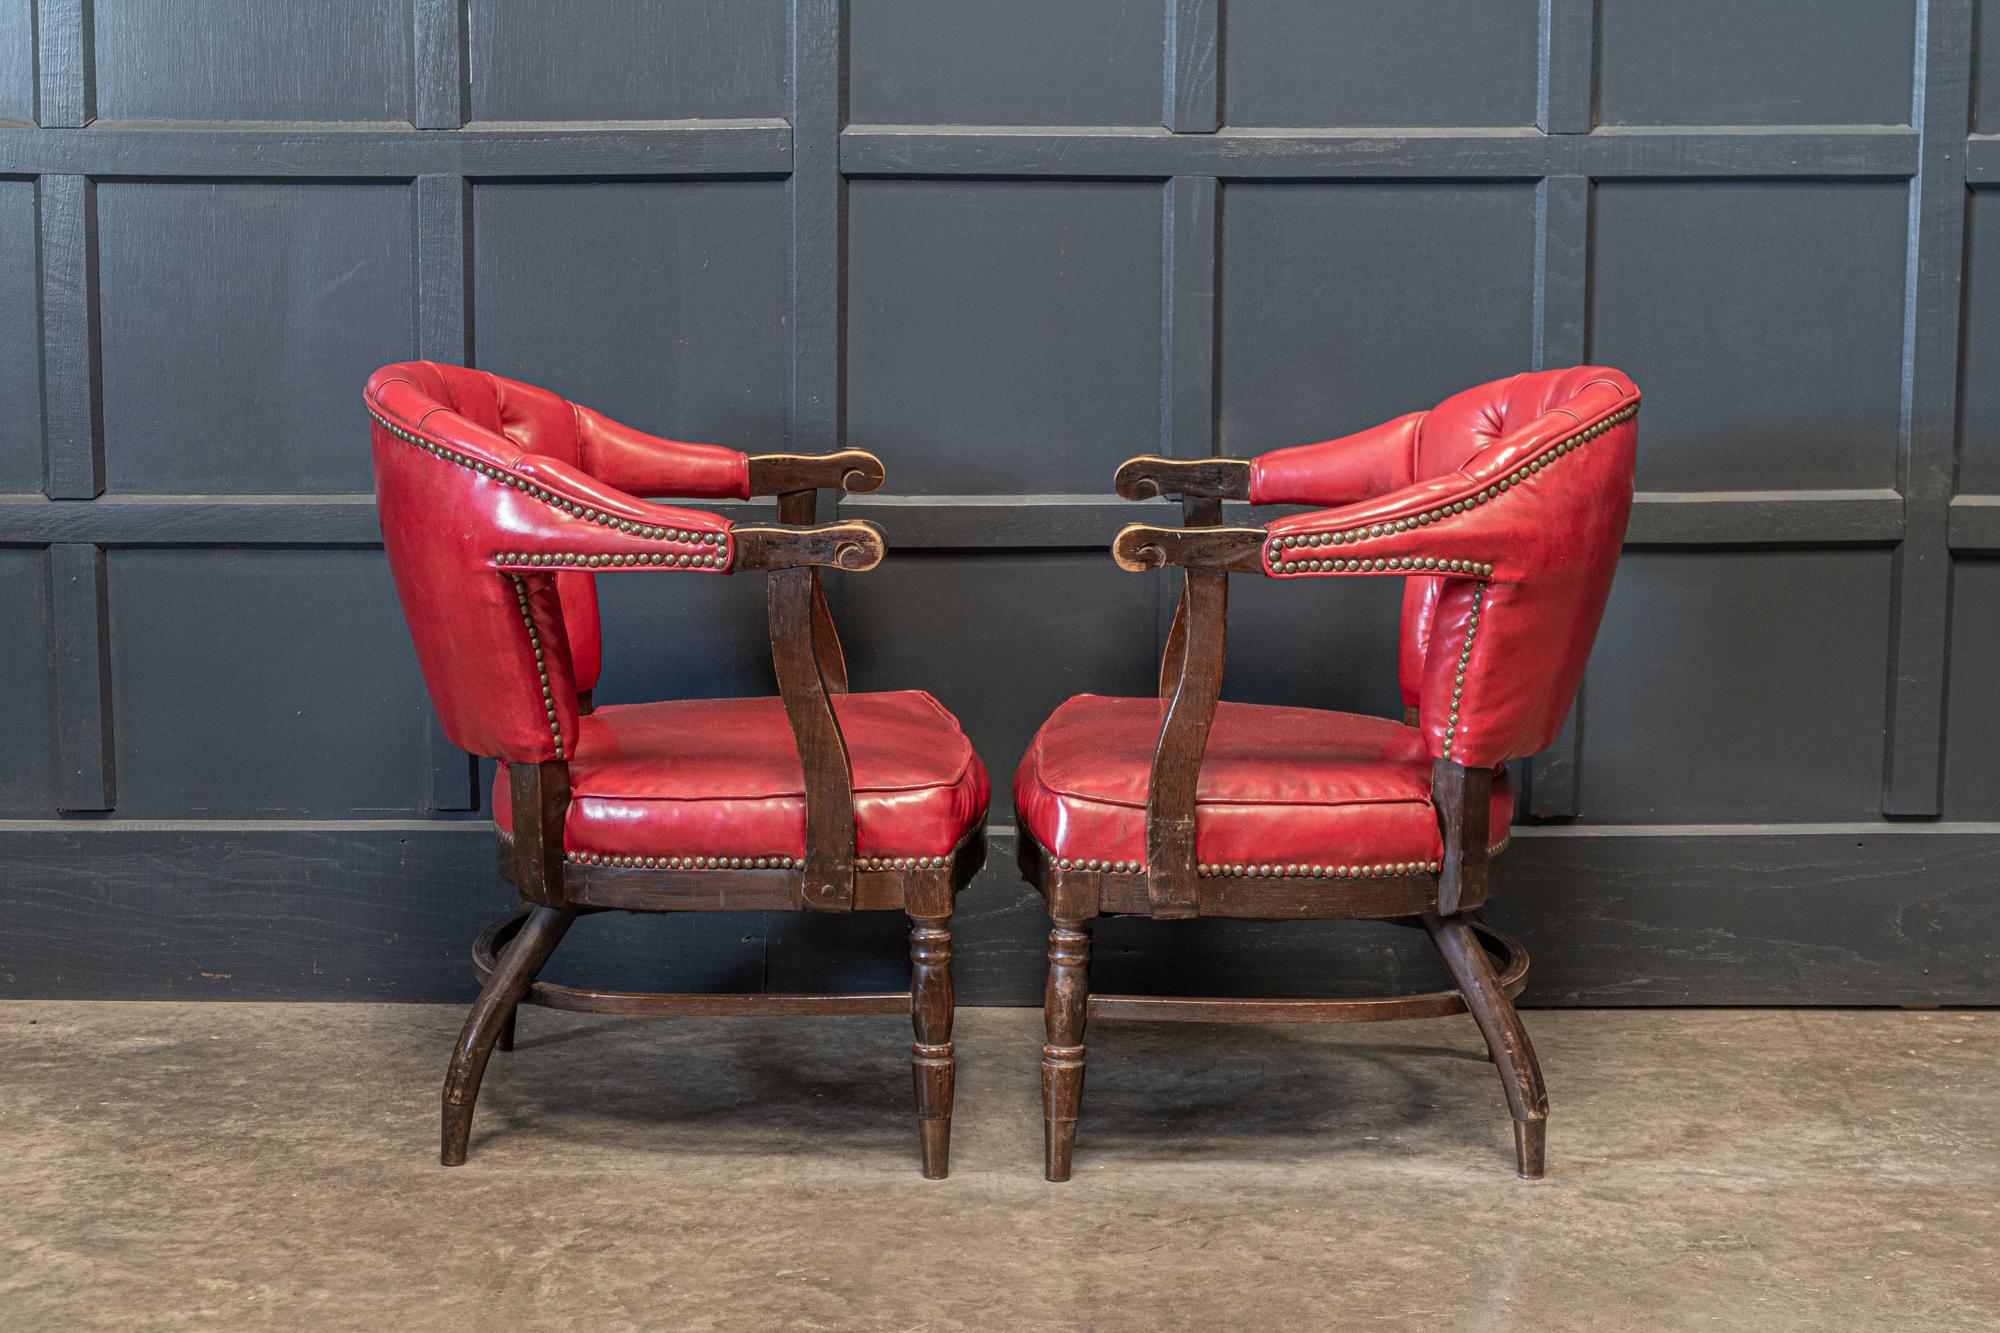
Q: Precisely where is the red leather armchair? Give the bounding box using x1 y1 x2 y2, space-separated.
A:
367 362 988 1176
1016 367 1639 1180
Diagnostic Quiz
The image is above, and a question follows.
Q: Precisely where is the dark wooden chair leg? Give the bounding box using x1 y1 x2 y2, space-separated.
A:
1042 919 1091 1181
441 904 576 1166
909 913 955 1179
495 1004 518 1052
1425 912 1548 1178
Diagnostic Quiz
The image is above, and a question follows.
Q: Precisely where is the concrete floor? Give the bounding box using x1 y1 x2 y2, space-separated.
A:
1 1005 1995 1332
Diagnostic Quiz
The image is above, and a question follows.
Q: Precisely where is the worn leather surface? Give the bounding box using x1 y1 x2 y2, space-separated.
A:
1254 367 1640 768
1014 695 1512 868
367 361 743 764
494 691 990 860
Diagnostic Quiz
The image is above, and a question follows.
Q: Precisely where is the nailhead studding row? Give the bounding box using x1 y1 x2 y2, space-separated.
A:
1264 402 1638 574
1440 583 1485 760
507 574 563 759
494 550 725 569
368 407 729 556
566 851 952 871
1043 842 1512 880
1198 860 1442 878
570 851 805 870
1272 554 1493 577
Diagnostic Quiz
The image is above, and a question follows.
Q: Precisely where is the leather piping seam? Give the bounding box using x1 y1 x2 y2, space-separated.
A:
367 406 731 561
1264 400 1639 572
507 573 564 760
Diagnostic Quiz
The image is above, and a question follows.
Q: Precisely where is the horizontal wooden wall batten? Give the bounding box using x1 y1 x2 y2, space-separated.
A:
1965 134 2000 181
838 125 1921 179
0 496 779 544
1947 495 2000 549
0 491 1907 549
0 121 794 177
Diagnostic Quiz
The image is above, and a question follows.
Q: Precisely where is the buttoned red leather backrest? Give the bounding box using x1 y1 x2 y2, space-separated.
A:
365 362 742 763
1393 368 1638 765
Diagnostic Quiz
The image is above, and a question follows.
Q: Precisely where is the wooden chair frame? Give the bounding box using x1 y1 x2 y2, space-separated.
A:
1025 458 1547 1182
445 452 983 1178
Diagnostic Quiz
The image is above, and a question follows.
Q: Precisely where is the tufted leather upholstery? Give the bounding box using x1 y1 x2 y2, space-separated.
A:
1252 367 1639 769
368 362 753 763
494 692 989 862
1014 695 1512 872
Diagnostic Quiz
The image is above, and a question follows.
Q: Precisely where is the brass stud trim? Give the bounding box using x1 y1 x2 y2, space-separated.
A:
1051 856 1145 873
568 851 807 870
856 854 953 871
1194 859 1443 879
1439 582 1485 760
1262 402 1637 575
493 550 726 570
506 574 563 759
367 406 731 564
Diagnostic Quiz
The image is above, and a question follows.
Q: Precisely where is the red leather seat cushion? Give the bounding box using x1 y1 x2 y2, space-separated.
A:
1014 695 1512 872
495 691 989 860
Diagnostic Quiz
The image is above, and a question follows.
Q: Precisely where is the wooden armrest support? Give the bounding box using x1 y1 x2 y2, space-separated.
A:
747 449 886 497
733 520 887 573
1112 524 1267 574
1114 455 1252 502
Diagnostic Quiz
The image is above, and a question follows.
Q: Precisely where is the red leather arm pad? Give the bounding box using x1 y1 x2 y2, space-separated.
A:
1248 411 1426 508
573 404 751 502
490 452 736 573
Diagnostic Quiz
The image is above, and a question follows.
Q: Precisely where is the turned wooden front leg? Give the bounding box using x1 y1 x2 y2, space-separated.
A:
909 914 955 1180
1042 920 1092 1182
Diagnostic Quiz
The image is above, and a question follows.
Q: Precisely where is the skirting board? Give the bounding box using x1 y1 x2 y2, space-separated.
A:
1 823 1995 1005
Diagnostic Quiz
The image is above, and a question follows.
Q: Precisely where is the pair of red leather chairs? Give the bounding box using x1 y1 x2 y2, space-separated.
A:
366 361 1638 1181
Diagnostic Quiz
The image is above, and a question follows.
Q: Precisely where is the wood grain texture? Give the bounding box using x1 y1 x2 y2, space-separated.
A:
36 173 99 498
415 173 477 811
0 123 793 176
1161 176 1218 461
47 543 113 811
1537 0 1595 134
789 0 842 454
32 0 90 127
839 126 1917 179
1163 0 1219 133
411 0 465 129
768 566 856 909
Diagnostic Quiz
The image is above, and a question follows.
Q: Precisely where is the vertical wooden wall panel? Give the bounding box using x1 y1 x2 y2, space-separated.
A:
415 173 475 809
47 542 112 811
1883 0 1973 816
32 0 90 127
411 0 466 130
1164 0 1219 133
36 173 98 498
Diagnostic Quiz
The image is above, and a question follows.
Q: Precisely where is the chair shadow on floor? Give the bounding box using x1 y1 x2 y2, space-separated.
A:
469 1014 920 1161
1064 1022 1500 1168
474 1012 1501 1169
